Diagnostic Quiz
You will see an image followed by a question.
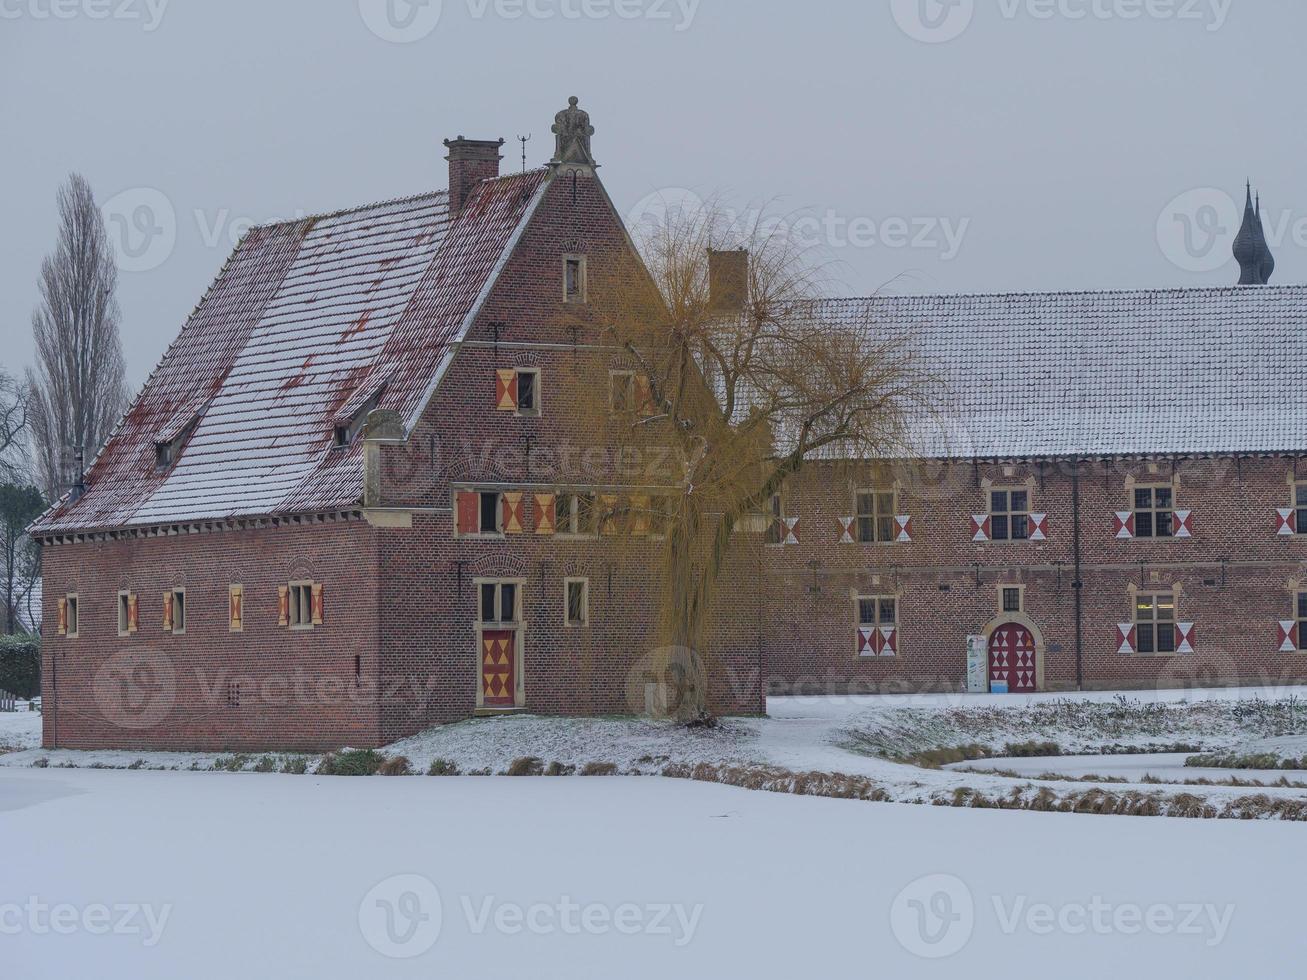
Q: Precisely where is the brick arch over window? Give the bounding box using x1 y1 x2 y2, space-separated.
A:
980 611 1046 692
465 553 532 579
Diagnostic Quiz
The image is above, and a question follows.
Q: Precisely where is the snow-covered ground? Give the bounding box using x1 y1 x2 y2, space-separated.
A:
4 767 1306 979
951 753 1307 785
7 687 1307 813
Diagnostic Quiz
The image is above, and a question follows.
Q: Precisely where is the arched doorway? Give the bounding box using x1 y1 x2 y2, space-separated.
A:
988 624 1038 693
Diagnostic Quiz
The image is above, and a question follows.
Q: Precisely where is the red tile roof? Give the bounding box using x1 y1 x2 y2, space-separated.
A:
33 168 551 535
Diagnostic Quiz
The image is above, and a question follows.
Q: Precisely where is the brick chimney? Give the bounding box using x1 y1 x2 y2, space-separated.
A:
443 136 505 212
708 249 748 313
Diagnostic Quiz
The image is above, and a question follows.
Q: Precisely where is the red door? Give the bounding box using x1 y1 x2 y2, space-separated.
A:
988 625 1037 693
481 630 516 707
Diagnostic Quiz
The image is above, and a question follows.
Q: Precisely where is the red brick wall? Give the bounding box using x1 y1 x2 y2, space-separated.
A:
759 456 1307 694
41 519 381 751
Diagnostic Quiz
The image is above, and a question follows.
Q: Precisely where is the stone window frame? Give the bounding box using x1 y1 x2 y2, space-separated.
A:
288 581 315 631
563 577 589 628
562 254 587 305
514 366 542 418
476 577 525 627
1292 481 1307 537
1132 586 1179 655
608 369 637 414
987 485 1032 542
168 587 187 636
1132 483 1176 539
555 490 598 538
1000 584 1025 615
116 590 135 638
64 593 79 639
853 485 898 545
1295 590 1307 654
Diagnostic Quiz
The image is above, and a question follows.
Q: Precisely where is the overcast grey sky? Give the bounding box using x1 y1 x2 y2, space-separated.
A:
2 0 1303 386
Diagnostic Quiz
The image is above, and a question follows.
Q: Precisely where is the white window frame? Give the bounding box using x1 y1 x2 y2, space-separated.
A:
855 487 897 544
117 591 133 638
170 587 187 635
1134 591 1178 655
65 593 79 638
564 577 589 627
514 367 542 417
1133 484 1176 539
988 487 1031 542
289 581 314 631
476 578 525 626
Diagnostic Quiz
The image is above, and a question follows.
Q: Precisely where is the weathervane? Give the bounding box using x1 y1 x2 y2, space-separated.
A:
516 134 531 174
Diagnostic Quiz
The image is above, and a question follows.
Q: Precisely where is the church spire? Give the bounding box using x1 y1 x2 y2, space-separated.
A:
1234 180 1274 285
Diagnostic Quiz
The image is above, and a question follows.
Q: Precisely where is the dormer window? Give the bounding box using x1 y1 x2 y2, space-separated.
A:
155 442 173 468
333 392 382 448
154 409 203 472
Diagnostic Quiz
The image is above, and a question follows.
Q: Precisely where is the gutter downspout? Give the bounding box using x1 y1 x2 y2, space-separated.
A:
1072 459 1084 690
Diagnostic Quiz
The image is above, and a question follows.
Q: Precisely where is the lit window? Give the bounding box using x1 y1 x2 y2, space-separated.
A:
990 489 1029 541
564 578 588 627
1134 486 1174 539
1135 592 1177 654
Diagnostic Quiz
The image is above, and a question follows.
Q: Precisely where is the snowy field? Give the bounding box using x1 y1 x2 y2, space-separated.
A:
3 767 1307 979
7 687 1307 814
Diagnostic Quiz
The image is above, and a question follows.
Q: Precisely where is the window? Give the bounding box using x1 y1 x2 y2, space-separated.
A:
64 594 79 637
856 490 896 543
479 581 519 625
564 578 588 627
610 371 635 413
564 256 585 303
1002 587 1023 614
289 583 314 629
516 368 539 415
170 589 186 635
1298 593 1307 652
117 591 137 637
989 489 1029 541
1134 486 1174 539
764 493 785 545
1135 592 1177 654
557 492 596 536
858 595 897 628
155 442 173 468
1295 484 1307 535
479 491 502 535
334 392 382 447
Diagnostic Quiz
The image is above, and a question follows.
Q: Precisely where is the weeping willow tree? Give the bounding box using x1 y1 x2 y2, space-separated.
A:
570 201 932 724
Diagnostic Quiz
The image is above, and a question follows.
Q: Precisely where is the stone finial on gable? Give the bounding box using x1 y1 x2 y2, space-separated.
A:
550 96 597 167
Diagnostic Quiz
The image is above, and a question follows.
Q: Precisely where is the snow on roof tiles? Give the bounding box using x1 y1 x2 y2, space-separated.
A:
34 169 551 535
817 285 1307 459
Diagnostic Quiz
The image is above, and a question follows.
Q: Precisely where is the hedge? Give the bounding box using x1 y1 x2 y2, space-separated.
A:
0 633 40 699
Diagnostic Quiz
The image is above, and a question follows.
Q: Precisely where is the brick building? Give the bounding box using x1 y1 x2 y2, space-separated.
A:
29 103 1307 750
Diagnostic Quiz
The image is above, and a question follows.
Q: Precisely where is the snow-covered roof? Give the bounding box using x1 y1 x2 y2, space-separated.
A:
817 285 1307 459
33 169 551 535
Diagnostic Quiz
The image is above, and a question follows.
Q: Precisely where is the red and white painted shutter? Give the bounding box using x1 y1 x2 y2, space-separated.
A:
781 517 800 546
278 585 289 627
838 517 856 544
455 491 479 536
1277 508 1297 536
1114 512 1135 539
1116 623 1137 654
1173 510 1194 538
971 515 991 542
895 515 913 543
57 598 67 635
311 583 324 625
495 369 518 411
857 627 874 657
229 585 243 631
1175 622 1195 654
502 492 525 534
127 594 139 634
1279 621 1300 653
1028 513 1049 541
878 626 898 656
163 591 174 631
534 494 556 535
